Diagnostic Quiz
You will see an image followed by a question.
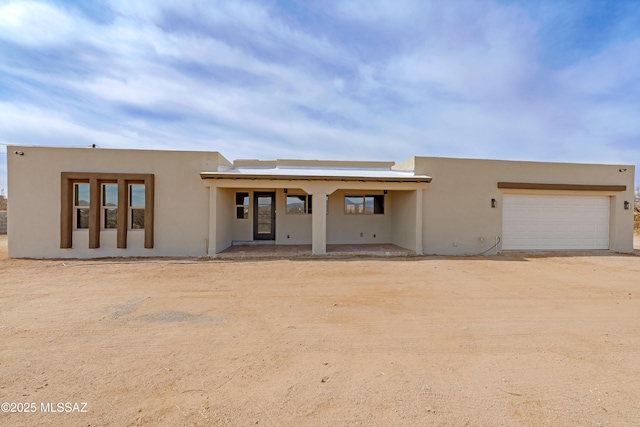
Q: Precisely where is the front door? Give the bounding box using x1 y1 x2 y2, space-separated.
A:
253 192 276 240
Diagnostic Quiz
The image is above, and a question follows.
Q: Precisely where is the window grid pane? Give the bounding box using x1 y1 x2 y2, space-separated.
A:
131 208 145 229
345 196 364 214
102 184 118 207
104 208 118 229
236 206 245 219
76 208 89 229
364 196 374 214
373 195 385 214
130 184 145 208
75 183 90 206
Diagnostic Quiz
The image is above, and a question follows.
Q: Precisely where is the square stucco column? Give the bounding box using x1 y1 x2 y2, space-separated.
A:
208 186 218 257
312 192 327 255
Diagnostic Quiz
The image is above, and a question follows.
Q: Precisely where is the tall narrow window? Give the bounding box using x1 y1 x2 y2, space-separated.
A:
74 183 90 229
102 183 118 229
130 184 145 229
236 192 249 219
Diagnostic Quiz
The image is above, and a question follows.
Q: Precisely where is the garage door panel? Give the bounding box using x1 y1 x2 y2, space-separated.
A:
566 224 582 233
503 195 609 250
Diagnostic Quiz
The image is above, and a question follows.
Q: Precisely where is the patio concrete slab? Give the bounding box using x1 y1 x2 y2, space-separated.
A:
217 243 415 259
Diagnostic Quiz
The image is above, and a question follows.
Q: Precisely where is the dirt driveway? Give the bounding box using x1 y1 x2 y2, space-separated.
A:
1 235 640 426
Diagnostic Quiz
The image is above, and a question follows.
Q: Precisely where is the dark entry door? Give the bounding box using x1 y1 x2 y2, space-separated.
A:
254 192 276 240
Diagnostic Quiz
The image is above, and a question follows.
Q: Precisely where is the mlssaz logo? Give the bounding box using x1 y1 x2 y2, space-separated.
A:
40 402 88 413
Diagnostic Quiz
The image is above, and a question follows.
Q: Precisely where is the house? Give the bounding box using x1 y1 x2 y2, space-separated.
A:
6 145 635 258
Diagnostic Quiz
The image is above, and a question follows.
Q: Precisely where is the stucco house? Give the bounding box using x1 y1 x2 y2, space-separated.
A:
6 145 635 258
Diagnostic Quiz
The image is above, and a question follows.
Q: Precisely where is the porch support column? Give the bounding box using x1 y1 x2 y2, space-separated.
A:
208 185 218 257
415 189 424 255
311 192 327 255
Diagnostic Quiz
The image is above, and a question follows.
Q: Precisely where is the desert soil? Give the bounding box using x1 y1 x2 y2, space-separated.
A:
1 234 640 426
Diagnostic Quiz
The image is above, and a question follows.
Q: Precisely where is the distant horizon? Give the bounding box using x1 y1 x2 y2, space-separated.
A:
2 0 640 192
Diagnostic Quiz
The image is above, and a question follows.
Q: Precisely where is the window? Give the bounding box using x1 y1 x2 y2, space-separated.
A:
369 195 385 214
102 183 118 229
74 183 90 229
345 195 384 214
286 195 309 214
345 196 363 214
61 172 154 250
130 184 145 229
286 194 328 214
236 192 249 219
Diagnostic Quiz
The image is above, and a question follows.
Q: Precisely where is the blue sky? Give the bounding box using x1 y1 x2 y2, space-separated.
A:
1 0 639 195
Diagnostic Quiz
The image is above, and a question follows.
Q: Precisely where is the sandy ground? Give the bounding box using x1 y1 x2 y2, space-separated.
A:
1 235 640 426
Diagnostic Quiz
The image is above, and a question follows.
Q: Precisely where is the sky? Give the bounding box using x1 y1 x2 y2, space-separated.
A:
1 0 640 195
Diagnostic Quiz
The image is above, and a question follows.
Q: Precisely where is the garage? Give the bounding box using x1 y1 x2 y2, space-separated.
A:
502 195 610 250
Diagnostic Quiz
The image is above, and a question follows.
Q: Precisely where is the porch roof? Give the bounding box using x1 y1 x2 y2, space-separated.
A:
200 167 432 183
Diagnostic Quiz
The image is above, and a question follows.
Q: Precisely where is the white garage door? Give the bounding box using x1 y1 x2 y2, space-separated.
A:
502 195 610 250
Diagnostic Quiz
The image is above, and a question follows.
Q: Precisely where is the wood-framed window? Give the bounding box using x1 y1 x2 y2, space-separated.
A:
61 173 154 249
344 195 384 214
129 184 145 229
102 183 118 229
74 183 90 229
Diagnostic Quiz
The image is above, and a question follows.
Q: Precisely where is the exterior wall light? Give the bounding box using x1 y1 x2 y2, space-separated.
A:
491 198 497 208
624 201 630 210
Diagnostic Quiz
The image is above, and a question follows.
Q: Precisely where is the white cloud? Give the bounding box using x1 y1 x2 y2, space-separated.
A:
0 1 75 45
382 1 539 100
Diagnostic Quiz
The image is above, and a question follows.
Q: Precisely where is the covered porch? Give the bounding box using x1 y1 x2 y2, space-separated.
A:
201 160 431 257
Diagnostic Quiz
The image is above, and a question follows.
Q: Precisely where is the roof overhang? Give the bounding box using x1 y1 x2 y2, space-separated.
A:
200 169 432 183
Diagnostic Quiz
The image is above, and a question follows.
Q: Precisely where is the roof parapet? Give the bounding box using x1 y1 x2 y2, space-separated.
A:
233 159 395 169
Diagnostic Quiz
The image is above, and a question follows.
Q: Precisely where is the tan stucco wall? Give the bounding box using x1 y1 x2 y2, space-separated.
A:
215 188 234 254
412 157 635 255
7 146 230 258
276 188 312 244
326 190 391 244
231 189 253 242
389 190 419 252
